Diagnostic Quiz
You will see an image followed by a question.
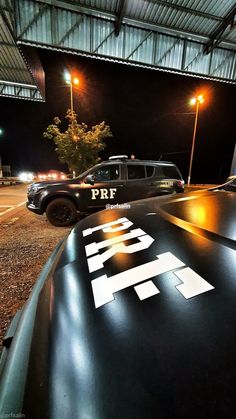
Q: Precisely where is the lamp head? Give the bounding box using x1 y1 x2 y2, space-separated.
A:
73 77 79 86
190 97 197 106
190 94 204 106
64 71 71 84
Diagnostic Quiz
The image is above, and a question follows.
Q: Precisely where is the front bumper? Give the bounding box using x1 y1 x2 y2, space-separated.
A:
26 201 44 215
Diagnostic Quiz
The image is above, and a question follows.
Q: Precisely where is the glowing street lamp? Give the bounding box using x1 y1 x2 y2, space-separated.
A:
64 71 79 113
187 94 204 186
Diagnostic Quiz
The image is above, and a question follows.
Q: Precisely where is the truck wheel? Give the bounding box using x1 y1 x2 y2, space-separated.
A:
46 198 77 226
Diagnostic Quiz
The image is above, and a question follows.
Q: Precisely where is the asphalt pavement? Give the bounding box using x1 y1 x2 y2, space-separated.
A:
0 183 28 222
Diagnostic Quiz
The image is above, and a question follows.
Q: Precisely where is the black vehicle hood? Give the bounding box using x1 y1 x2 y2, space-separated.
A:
29 179 77 188
23 190 236 418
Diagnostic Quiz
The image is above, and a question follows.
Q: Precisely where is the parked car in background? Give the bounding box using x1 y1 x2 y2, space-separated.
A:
1 185 236 418
27 156 184 226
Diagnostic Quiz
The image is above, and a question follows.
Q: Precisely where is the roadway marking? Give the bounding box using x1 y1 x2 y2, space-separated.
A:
0 201 26 217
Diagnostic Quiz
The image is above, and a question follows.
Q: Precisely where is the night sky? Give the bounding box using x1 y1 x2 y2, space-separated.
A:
0 48 235 183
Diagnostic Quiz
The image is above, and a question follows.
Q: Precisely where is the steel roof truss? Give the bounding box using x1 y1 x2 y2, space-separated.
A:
36 0 226 45
17 3 49 39
230 54 236 79
210 50 235 76
92 29 115 54
126 31 153 60
36 0 115 22
144 0 223 22
41 0 223 24
181 38 187 71
32 88 37 97
0 7 14 39
184 47 203 72
115 0 126 36
57 14 83 45
16 86 22 95
204 5 236 54
4 0 14 27
1 0 236 90
156 37 181 66
14 1 236 51
0 79 44 100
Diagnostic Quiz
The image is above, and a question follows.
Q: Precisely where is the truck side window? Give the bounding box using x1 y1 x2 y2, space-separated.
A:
127 165 145 180
155 165 181 179
93 165 120 181
146 166 155 178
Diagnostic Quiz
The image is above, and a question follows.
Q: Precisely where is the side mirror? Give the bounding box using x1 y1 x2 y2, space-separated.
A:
84 174 95 185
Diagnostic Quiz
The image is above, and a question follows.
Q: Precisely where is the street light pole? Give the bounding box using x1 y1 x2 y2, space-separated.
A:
64 72 80 179
64 71 79 114
187 95 204 186
70 81 73 114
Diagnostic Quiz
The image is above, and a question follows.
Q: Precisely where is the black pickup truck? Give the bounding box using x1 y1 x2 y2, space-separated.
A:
1 179 236 418
27 156 184 226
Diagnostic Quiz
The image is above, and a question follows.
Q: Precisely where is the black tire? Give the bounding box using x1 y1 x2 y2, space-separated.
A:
46 198 77 227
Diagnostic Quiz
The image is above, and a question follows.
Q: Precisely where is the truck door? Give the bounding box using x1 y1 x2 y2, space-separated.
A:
124 164 156 201
79 164 125 210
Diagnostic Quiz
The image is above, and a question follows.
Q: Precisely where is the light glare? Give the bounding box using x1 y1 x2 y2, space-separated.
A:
19 172 34 182
190 97 196 105
190 94 204 106
64 71 71 84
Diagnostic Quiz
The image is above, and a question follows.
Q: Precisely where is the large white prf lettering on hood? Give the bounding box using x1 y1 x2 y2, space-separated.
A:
82 218 214 308
85 229 154 273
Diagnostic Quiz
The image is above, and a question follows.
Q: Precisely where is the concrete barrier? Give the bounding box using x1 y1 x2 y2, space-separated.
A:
0 177 21 185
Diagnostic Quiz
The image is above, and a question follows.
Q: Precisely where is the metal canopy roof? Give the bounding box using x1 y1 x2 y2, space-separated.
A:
1 0 236 102
0 0 45 100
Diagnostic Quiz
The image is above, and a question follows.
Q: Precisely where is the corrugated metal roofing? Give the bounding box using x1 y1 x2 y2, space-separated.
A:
0 15 33 84
123 0 236 46
1 0 236 102
0 0 44 100
79 0 118 13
